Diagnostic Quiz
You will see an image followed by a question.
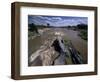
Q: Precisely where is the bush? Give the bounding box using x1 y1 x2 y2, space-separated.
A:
77 24 87 30
79 30 87 40
28 23 38 33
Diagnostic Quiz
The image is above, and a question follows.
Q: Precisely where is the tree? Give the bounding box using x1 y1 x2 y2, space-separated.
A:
47 23 50 27
77 24 87 30
28 23 38 33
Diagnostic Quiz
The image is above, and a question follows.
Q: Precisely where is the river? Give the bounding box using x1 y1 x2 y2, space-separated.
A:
28 28 87 66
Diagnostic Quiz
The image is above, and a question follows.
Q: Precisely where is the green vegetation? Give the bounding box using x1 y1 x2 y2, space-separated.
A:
64 39 68 45
28 23 39 34
77 24 88 41
77 24 87 30
47 23 50 27
79 30 87 40
63 37 71 46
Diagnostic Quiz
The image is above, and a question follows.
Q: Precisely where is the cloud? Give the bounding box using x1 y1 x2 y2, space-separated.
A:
28 15 88 26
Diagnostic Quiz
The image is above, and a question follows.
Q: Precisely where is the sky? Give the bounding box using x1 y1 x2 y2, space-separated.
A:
28 15 88 27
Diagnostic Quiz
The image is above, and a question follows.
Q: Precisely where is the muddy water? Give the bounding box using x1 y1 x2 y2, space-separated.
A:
28 28 87 64
28 29 55 56
57 28 87 63
28 36 42 56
